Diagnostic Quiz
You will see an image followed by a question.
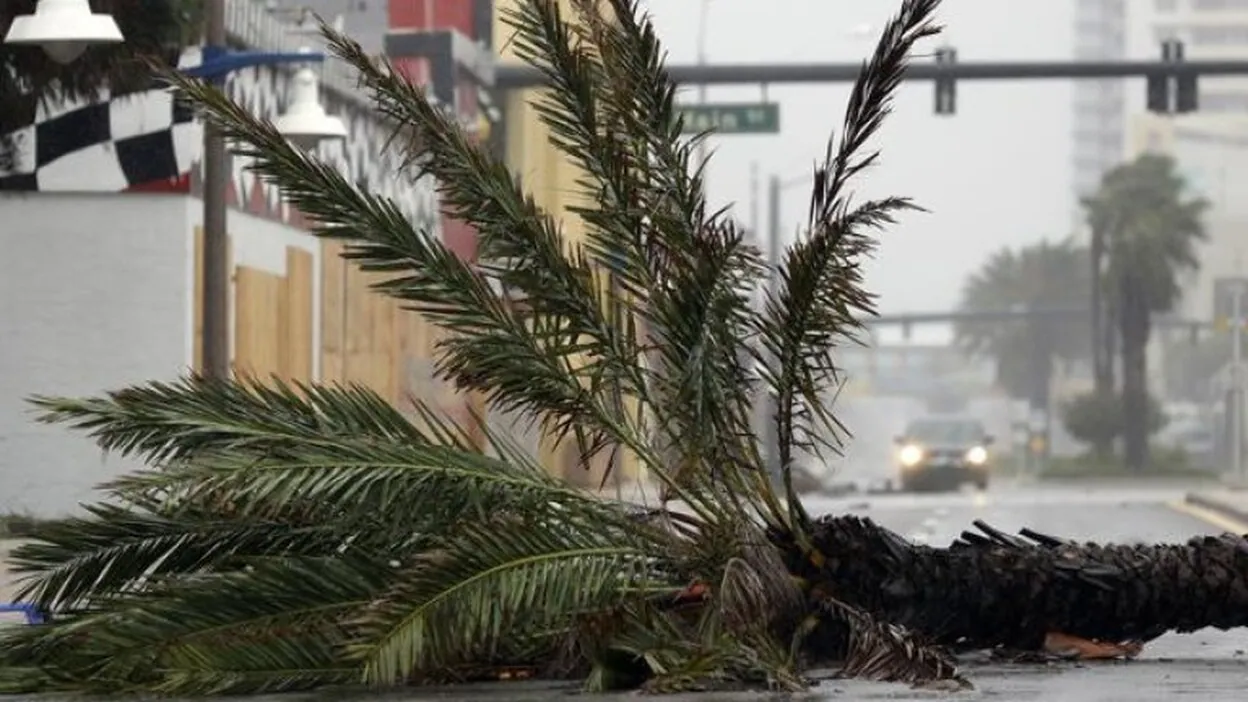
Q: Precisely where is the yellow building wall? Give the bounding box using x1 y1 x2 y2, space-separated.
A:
492 0 644 487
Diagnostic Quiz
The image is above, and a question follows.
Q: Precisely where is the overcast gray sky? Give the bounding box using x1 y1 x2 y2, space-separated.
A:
642 0 1076 342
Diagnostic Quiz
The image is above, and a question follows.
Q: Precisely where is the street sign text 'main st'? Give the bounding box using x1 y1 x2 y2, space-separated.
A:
676 102 780 135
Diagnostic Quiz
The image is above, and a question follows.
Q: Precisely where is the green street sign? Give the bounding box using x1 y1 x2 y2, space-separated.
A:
675 102 780 135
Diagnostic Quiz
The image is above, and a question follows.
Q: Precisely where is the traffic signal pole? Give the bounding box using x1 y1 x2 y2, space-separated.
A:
495 59 1248 89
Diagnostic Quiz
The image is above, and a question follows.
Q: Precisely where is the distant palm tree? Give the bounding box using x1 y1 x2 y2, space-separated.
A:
955 239 1092 404
1082 154 1208 472
0 1 196 133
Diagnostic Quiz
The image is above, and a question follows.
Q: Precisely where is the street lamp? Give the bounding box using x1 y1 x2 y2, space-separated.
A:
2 0 123 64
186 8 347 379
274 51 350 149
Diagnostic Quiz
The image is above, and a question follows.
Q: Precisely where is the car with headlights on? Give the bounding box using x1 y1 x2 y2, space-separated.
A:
894 415 994 492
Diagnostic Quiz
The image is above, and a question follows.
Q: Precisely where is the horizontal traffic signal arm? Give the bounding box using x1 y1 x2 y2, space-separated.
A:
495 60 1248 89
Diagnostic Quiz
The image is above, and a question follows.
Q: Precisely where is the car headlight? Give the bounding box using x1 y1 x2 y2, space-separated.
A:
898 444 924 467
966 445 988 466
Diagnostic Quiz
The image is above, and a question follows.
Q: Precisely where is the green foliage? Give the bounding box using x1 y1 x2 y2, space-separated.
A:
955 239 1091 399
0 0 957 695
1041 445 1205 479
1083 153 1208 470
1060 390 1166 450
1085 154 1208 317
0 512 54 539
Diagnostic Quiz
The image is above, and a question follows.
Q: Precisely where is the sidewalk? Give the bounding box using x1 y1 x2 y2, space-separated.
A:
1184 489 1248 528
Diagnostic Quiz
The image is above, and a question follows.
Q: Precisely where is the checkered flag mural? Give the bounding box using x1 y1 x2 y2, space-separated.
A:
0 48 440 234
0 52 201 192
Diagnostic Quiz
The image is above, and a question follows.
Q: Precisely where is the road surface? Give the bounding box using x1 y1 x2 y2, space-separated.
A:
2 481 1245 701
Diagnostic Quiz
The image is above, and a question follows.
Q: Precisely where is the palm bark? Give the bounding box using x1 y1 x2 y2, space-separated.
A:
787 515 1248 652
1119 274 1152 472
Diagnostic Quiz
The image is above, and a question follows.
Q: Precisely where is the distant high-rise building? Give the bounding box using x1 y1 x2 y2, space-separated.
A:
1133 0 1248 113
1071 0 1127 204
1124 0 1248 320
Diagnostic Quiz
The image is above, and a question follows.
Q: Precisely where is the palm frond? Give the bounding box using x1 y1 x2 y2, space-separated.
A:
29 376 429 466
157 35 723 510
22 378 639 615
821 596 967 688
0 554 385 696
350 519 671 684
8 503 346 612
525 0 780 519
755 0 940 527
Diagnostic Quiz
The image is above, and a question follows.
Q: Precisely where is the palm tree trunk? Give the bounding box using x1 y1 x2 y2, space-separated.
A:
792 515 1248 653
1091 226 1113 398
1119 277 1150 472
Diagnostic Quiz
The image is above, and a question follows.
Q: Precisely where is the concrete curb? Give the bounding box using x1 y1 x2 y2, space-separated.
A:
1185 492 1248 526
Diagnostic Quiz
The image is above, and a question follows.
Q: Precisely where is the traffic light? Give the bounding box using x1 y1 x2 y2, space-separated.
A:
1148 39 1198 114
1146 70 1169 113
934 46 956 115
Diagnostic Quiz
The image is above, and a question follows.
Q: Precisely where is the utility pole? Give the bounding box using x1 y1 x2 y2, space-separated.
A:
1232 283 1245 483
749 161 759 241
201 1 230 379
694 0 711 175
762 174 782 481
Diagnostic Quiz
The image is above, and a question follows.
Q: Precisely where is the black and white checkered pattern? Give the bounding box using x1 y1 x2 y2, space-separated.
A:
0 47 441 233
0 78 198 192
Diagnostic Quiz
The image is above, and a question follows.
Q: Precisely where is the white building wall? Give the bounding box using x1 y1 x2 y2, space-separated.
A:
0 194 191 515
0 193 323 516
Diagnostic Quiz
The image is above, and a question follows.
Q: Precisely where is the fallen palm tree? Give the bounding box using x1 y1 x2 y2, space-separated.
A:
0 0 1237 696
788 516 1248 661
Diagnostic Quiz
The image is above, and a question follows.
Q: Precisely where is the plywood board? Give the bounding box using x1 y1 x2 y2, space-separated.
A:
234 265 284 381
320 240 347 384
283 247 314 383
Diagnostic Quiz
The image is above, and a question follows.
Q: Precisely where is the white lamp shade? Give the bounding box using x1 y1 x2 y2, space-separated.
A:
3 0 123 64
274 66 348 149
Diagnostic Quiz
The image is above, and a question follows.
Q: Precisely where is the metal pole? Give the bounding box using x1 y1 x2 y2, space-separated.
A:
762 175 782 480
1090 222 1107 395
495 59 1248 89
1232 284 1244 482
201 2 231 379
749 161 759 242
694 0 710 174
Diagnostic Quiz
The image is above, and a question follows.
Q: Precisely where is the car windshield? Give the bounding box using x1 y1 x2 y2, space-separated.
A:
904 418 985 444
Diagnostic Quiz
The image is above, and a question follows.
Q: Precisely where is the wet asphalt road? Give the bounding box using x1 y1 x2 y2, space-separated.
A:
13 480 1248 701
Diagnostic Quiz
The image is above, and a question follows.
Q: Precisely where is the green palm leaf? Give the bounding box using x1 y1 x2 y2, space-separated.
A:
8 504 347 612
29 376 430 465
351 519 672 684
0 554 386 695
754 1 939 523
